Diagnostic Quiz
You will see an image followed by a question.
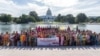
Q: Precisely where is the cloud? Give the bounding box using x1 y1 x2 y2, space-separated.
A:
41 0 78 7
56 0 100 16
0 0 48 17
11 0 33 5
0 0 100 17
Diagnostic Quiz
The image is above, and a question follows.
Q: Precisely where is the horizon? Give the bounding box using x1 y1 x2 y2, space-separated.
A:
0 0 100 17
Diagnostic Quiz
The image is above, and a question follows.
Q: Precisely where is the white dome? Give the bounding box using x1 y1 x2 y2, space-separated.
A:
46 8 52 16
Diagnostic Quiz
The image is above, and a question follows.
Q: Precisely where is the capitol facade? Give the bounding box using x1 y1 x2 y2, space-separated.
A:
40 8 56 22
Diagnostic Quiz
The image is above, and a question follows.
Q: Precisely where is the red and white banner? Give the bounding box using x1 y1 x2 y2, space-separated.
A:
37 37 59 46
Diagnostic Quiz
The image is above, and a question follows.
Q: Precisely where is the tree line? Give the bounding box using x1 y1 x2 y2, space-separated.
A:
0 12 100 24
55 13 100 24
0 11 42 24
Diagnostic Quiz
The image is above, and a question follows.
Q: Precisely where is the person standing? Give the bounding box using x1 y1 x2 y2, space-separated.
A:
58 34 64 46
15 31 20 47
20 32 26 46
3 32 10 46
97 33 100 45
29 32 32 46
85 32 90 45
0 33 3 46
90 32 97 45
82 33 86 46
9 33 15 46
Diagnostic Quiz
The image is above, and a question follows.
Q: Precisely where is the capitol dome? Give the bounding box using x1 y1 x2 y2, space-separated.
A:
40 8 56 22
46 8 52 16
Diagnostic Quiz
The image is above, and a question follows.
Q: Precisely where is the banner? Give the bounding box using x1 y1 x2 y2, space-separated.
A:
37 37 59 46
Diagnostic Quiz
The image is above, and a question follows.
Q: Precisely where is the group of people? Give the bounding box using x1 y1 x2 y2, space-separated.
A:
0 26 100 46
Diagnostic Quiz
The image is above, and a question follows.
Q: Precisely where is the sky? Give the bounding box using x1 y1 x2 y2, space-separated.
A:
0 0 100 17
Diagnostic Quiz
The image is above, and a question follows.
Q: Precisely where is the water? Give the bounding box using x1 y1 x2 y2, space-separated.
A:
0 24 100 33
0 24 36 33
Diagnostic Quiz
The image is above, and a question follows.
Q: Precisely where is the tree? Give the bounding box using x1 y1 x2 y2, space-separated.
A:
0 14 12 24
13 17 18 22
12 17 21 24
29 11 41 21
55 14 62 22
19 14 29 23
28 16 36 22
55 14 75 23
76 13 88 23
17 14 37 24
66 14 75 24
96 17 100 22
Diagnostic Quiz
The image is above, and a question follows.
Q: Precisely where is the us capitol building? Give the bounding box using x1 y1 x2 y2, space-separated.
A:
40 8 56 22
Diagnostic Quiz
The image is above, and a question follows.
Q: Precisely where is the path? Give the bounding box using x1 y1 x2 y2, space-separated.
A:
0 46 100 56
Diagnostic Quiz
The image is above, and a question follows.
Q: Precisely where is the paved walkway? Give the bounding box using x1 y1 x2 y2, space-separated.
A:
0 46 100 56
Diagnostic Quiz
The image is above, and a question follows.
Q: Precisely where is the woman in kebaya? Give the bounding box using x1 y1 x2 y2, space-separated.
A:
20 32 26 46
3 32 10 46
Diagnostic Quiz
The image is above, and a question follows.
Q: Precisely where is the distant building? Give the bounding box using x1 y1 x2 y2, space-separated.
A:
40 8 56 22
89 16 99 19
